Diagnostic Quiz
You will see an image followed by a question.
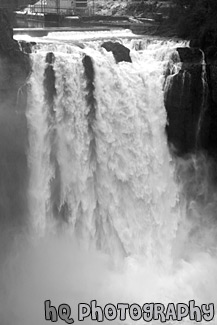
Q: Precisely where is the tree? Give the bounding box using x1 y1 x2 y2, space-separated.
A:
171 0 217 43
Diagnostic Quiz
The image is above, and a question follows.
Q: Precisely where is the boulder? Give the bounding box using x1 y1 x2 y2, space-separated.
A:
20 41 36 54
177 47 203 66
101 41 132 63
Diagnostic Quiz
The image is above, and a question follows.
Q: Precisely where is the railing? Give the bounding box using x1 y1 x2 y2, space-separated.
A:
0 0 38 10
26 0 90 16
29 6 90 16
0 0 89 14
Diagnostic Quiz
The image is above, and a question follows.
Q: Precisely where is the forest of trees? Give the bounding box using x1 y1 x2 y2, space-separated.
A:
128 0 217 47
170 0 217 48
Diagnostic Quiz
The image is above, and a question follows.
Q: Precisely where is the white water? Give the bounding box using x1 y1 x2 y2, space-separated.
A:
1 32 217 324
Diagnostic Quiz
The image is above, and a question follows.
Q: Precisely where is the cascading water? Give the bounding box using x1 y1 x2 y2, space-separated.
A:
27 34 181 257
1 30 217 325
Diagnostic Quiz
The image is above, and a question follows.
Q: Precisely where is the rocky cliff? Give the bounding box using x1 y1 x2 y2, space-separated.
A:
0 9 31 237
164 45 217 159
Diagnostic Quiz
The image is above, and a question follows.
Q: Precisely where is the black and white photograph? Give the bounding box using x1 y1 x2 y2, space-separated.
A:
0 0 216 324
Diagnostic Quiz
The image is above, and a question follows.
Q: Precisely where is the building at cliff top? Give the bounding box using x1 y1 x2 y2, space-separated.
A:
0 0 88 15
28 0 88 15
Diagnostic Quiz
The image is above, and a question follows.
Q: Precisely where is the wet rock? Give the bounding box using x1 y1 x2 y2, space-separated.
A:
0 9 31 228
74 42 85 49
208 63 217 106
82 55 96 124
165 45 217 158
165 47 207 155
177 47 203 66
189 39 200 48
44 52 56 116
200 29 217 52
82 55 97 172
0 9 16 53
202 46 217 155
189 27 217 53
19 40 36 54
101 41 132 63
0 9 31 91
0 54 30 90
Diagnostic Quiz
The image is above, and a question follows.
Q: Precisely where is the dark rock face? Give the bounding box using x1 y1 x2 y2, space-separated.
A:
0 9 16 53
82 55 97 175
177 47 203 66
0 9 31 233
101 42 132 63
187 29 217 157
0 9 31 90
165 47 208 155
19 40 36 54
44 52 56 116
164 45 217 159
202 47 217 156
82 55 96 124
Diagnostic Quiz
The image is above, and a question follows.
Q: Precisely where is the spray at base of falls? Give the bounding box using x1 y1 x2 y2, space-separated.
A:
0 31 217 325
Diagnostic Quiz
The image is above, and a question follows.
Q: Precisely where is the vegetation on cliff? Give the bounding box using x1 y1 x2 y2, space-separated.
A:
87 0 164 17
89 0 217 47
169 0 217 49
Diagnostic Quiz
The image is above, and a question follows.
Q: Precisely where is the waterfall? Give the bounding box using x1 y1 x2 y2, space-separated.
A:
1 31 217 325
27 34 182 261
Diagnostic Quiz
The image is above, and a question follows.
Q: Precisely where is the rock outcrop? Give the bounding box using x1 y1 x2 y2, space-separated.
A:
0 9 31 232
44 52 56 116
183 29 217 158
164 44 217 159
165 47 207 155
82 55 96 124
201 47 217 156
0 9 31 89
101 41 132 63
